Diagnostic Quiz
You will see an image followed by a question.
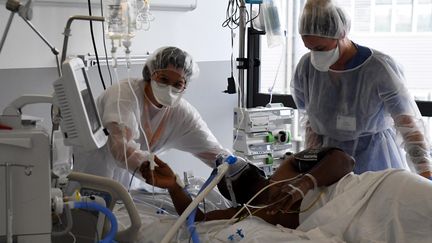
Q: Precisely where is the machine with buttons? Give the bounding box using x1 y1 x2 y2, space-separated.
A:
233 104 294 176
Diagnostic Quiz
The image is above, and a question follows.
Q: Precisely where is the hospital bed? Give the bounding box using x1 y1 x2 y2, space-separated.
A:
8 157 422 243
114 169 432 243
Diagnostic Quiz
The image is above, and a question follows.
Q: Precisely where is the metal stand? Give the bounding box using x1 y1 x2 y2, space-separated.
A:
238 0 247 108
0 0 62 76
1 163 33 243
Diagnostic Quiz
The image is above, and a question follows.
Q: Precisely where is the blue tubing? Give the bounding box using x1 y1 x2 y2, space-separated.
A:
186 168 218 243
74 201 118 243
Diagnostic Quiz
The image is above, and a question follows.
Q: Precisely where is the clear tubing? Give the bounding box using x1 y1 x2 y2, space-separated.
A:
267 44 285 105
111 39 118 68
125 65 156 202
208 175 304 240
214 174 303 231
113 67 130 176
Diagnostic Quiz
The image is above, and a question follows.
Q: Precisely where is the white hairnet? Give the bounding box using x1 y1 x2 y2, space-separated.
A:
142 46 199 83
299 0 351 39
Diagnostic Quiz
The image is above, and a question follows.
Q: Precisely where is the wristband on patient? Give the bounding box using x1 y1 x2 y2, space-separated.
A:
293 147 343 173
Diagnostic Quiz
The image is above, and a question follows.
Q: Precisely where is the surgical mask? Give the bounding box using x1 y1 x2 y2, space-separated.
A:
310 45 340 72
150 80 183 107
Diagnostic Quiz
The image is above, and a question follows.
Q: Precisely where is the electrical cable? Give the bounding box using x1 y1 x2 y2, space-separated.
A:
100 0 113 86
245 3 260 25
128 166 141 192
87 0 107 90
222 0 250 30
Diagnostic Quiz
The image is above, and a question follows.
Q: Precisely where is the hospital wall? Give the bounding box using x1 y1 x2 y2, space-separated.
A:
0 1 237 179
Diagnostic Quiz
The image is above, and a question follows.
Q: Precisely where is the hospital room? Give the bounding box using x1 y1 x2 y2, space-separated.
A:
0 0 431 242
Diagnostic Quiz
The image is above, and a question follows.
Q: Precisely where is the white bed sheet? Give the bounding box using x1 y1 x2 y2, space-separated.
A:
115 169 432 243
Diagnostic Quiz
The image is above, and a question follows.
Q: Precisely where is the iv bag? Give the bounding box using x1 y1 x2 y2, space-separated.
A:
105 0 138 40
124 0 137 39
261 0 284 48
52 130 73 179
106 0 124 39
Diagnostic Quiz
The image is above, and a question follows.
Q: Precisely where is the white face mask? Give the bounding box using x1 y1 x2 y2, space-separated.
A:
310 45 340 72
150 80 183 107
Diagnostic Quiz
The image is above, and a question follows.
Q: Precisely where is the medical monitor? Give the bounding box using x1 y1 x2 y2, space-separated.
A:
53 57 108 151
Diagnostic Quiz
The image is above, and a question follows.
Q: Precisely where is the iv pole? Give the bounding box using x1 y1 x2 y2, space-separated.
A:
0 0 62 76
238 0 247 108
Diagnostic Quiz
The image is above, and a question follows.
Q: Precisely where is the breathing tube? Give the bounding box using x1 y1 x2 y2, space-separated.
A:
72 201 118 243
186 168 219 243
161 154 238 243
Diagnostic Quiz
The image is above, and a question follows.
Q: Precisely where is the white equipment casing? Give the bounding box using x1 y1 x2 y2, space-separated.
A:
233 130 291 155
233 151 284 176
233 105 294 176
234 106 294 133
0 127 51 243
53 58 107 151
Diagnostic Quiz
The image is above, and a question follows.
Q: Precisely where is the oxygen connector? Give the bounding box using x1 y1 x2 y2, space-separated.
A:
122 39 132 69
111 39 118 68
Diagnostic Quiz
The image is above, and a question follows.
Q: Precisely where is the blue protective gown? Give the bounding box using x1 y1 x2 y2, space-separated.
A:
291 44 432 174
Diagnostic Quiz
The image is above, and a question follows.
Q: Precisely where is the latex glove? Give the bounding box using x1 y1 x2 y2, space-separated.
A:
126 150 155 171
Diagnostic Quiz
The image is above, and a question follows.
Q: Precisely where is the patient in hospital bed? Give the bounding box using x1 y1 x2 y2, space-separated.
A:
121 148 432 242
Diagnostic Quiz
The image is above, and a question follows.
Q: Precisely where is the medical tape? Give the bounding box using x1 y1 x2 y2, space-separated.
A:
304 173 318 190
288 184 305 199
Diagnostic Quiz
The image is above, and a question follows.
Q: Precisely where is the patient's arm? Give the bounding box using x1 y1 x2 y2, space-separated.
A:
140 157 239 221
267 149 355 215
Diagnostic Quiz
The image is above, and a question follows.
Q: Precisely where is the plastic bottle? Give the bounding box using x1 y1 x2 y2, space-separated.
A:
52 130 73 179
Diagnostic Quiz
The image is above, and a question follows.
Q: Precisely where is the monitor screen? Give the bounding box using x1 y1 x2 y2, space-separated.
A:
53 58 107 151
77 69 102 133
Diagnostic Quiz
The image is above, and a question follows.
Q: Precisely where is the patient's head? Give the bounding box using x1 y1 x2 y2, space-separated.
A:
272 147 354 180
217 162 267 205
218 147 354 205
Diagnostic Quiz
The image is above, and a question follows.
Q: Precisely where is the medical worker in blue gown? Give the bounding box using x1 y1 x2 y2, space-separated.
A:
73 46 231 188
291 0 432 178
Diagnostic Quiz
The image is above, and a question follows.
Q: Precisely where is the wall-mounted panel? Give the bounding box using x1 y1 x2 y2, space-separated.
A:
0 0 197 11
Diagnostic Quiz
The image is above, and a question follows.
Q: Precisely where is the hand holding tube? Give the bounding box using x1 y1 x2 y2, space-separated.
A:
140 156 177 189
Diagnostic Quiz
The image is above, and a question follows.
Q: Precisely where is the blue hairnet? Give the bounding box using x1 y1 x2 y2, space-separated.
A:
142 46 199 82
299 0 351 39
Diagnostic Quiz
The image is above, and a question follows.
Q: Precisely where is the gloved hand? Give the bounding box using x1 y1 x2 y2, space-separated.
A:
127 150 153 168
